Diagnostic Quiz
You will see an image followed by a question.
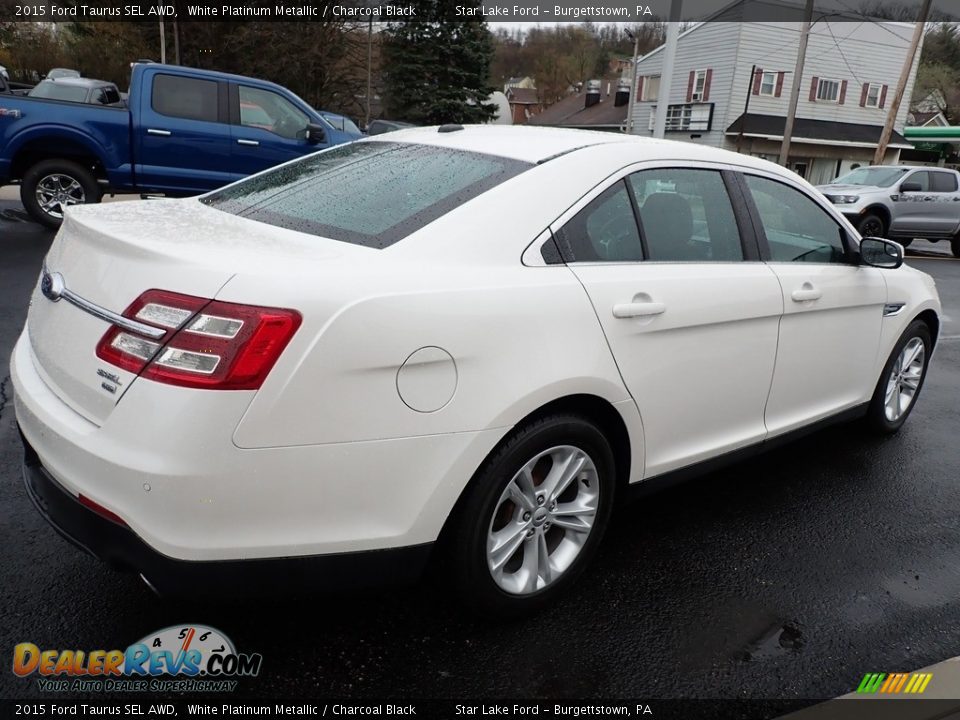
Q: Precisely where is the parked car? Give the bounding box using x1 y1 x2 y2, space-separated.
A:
817 165 960 258
46 68 81 80
366 119 415 135
0 63 363 227
28 78 124 107
12 127 940 615
320 111 362 136
0 74 32 96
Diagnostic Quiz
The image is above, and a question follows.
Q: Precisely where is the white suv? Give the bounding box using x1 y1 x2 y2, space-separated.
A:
12 127 941 615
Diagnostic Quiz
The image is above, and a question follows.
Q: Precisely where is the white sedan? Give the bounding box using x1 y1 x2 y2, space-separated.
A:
12 126 940 615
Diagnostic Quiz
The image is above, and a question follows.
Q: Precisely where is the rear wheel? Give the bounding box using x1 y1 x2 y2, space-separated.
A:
952 236 960 259
865 321 932 434
857 213 886 238
451 414 616 617
21 159 102 229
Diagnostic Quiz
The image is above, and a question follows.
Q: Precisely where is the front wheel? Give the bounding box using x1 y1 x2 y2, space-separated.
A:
865 321 932 434
451 414 616 617
857 213 886 238
21 159 102 229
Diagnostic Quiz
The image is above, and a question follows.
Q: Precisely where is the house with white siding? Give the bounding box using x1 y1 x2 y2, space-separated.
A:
629 16 919 185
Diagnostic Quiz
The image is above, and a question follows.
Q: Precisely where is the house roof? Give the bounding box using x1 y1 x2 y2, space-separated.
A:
528 83 628 129
726 113 912 149
507 87 540 105
909 110 948 127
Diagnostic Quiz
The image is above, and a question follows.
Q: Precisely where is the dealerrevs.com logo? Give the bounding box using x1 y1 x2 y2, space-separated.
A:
13 625 262 693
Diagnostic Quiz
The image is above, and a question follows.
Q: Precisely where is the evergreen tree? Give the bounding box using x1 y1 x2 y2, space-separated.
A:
382 2 496 124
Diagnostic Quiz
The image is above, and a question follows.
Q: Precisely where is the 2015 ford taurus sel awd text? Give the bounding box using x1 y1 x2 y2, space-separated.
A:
11 126 941 615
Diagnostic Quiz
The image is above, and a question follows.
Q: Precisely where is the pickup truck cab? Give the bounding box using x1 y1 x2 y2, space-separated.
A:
0 63 362 227
818 165 960 258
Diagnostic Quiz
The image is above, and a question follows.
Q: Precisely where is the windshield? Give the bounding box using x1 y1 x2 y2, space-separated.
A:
201 141 531 249
831 167 909 187
29 82 88 103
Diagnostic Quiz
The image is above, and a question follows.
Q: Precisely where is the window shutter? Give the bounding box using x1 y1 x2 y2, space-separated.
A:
859 83 868 107
879 84 888 108
686 71 695 102
752 67 763 95
775 71 785 97
637 75 644 100
809 76 819 101
702 68 713 101
839 80 848 104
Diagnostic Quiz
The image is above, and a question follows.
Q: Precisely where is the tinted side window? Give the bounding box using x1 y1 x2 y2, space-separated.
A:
931 172 958 192
905 171 930 191
152 74 219 122
103 87 121 105
627 168 743 262
553 181 643 262
744 175 847 264
238 85 308 140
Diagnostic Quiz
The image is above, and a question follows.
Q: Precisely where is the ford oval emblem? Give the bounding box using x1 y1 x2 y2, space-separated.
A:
40 271 65 302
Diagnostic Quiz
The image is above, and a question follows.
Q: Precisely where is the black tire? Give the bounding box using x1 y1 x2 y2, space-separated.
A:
450 414 616 618
21 159 102 229
952 236 960 259
856 213 886 239
865 320 932 434
899 238 913 248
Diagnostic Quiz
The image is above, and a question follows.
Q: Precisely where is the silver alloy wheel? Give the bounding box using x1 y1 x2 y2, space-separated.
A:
486 445 600 595
36 173 85 220
884 337 925 422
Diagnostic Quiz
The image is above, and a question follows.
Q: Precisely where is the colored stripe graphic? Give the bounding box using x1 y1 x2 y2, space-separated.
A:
857 672 932 694
857 673 886 693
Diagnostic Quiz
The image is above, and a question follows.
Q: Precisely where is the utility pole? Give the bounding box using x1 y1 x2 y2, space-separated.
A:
653 0 683 139
874 0 932 165
625 30 640 133
736 65 757 153
779 0 814 166
159 21 166 64
173 20 180 65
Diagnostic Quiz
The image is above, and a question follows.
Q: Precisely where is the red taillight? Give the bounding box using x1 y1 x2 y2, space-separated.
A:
95 290 301 391
78 494 128 527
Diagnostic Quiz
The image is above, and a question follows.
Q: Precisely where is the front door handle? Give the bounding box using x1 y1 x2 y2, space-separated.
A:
236 139 260 147
612 301 666 318
146 128 171 136
791 283 822 302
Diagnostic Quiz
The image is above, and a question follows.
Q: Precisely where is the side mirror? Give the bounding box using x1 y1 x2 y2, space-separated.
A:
305 123 326 145
859 237 903 269
900 181 922 193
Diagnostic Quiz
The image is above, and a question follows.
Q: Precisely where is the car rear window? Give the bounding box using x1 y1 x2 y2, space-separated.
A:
30 82 88 103
200 141 532 249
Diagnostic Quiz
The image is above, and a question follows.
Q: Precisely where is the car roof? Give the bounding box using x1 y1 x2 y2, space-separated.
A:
42 77 114 88
377 124 781 168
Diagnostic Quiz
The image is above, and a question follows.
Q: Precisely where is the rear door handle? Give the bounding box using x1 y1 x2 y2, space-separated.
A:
612 301 666 318
791 284 822 302
236 139 260 147
146 128 171 136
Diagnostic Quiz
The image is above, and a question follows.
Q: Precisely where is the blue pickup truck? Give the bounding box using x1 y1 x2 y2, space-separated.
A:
0 63 363 227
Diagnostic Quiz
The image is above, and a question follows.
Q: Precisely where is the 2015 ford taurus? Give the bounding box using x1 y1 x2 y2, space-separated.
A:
12 126 941 615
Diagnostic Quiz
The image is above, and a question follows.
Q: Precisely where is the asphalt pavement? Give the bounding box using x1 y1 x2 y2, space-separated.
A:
1 196 958 711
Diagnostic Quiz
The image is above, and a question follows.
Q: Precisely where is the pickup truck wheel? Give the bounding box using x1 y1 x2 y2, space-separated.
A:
21 159 101 229
856 213 886 238
952 237 960 259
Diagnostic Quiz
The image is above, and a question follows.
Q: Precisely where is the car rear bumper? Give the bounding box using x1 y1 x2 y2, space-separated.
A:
11 329 507 564
20 429 433 596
